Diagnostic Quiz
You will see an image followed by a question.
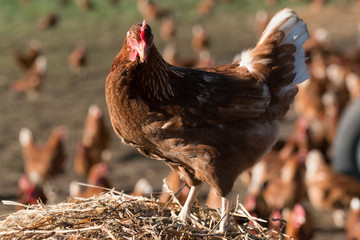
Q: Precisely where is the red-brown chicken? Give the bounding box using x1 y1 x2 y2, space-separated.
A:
12 39 42 70
305 149 360 226
191 24 209 53
136 0 162 21
70 162 111 198
262 153 306 211
37 12 59 30
283 204 313 240
74 104 111 176
16 175 47 211
160 14 176 43
347 197 360 240
105 8 309 232
68 41 87 75
76 0 94 11
196 0 216 15
11 56 47 99
19 127 67 185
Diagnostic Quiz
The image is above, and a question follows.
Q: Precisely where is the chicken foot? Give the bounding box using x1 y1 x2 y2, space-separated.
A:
178 185 202 223
218 192 232 233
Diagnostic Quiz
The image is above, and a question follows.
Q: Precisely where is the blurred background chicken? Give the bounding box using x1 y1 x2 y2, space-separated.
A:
191 24 209 53
160 13 176 43
37 12 59 30
11 39 42 70
16 175 47 211
74 105 111 177
136 0 163 21
305 150 360 227
68 41 87 75
283 204 314 240
70 162 111 198
347 197 360 240
11 56 47 99
76 0 94 11
197 0 216 15
19 127 67 186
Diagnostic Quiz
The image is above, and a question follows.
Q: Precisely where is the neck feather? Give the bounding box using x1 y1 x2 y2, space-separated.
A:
135 45 184 101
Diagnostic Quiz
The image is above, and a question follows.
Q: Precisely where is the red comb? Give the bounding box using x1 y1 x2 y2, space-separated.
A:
140 20 146 41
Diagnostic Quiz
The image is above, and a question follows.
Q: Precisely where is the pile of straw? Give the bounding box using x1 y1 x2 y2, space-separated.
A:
0 186 287 239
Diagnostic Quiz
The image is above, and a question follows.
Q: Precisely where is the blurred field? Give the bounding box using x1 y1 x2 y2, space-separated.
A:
0 0 360 239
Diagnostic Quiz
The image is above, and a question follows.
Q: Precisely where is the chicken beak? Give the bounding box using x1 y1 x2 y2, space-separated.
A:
138 49 146 63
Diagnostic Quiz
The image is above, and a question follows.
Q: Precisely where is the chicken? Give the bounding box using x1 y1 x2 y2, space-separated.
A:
16 175 47 211
160 14 176 42
262 153 306 211
347 197 360 240
345 72 360 100
11 56 47 99
162 44 198 68
136 0 162 21
74 104 111 177
191 24 209 53
245 134 304 196
70 162 111 198
305 149 360 226
74 143 99 177
242 134 307 218
82 105 111 151
68 41 87 75
105 8 309 232
76 0 94 10
108 0 119 5
12 39 42 70
19 127 67 185
283 204 313 240
196 0 216 15
37 12 59 30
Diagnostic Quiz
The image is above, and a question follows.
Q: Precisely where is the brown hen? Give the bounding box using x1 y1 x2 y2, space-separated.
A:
12 39 41 70
283 204 314 240
68 42 87 75
19 127 67 186
105 8 309 232
11 56 47 98
70 162 112 198
16 175 47 211
74 105 111 177
305 149 360 227
347 197 360 240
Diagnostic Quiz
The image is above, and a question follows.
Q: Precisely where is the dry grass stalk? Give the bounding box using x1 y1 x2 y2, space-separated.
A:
0 186 287 239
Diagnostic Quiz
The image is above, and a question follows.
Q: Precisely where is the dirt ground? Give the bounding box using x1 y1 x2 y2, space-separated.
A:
0 2 359 239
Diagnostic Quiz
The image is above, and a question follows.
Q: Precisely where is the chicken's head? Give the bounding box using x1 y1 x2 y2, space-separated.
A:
127 20 153 63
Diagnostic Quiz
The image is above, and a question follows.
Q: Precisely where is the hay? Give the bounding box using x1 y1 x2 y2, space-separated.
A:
0 186 288 240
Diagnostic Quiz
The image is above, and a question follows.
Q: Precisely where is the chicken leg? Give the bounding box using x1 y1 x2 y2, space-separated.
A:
178 185 202 222
218 192 232 233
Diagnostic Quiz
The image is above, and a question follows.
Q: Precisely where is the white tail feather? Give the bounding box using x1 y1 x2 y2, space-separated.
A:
239 8 309 85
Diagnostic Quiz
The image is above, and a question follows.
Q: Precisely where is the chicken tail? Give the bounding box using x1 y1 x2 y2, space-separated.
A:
238 8 309 120
239 8 309 84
